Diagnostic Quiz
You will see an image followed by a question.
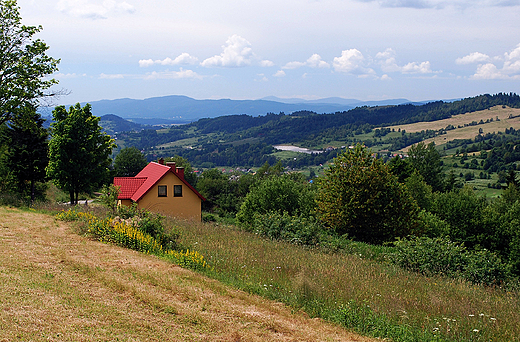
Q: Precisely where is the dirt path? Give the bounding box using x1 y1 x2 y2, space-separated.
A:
0 207 376 342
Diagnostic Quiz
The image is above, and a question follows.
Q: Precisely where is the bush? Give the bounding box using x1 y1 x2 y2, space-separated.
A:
416 210 450 238
390 236 512 286
237 174 316 224
249 211 325 246
390 237 466 278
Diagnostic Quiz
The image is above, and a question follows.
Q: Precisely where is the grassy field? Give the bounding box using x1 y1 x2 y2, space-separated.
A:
173 218 520 342
379 106 520 152
0 206 375 342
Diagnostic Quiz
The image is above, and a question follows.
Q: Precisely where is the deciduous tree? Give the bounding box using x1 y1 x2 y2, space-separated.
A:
114 146 147 177
0 0 60 125
47 103 115 205
316 144 419 244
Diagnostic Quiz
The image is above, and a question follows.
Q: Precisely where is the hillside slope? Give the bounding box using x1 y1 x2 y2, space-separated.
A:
0 207 374 342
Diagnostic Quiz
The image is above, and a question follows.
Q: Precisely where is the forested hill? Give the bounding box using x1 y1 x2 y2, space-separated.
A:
184 93 520 141
114 93 520 167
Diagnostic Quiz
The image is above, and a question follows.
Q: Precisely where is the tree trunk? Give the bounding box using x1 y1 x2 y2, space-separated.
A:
30 180 35 204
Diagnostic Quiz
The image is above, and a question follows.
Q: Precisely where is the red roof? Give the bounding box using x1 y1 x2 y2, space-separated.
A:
114 177 146 199
113 162 205 202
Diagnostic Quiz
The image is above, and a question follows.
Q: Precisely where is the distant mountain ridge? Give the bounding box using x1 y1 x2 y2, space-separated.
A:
68 95 417 125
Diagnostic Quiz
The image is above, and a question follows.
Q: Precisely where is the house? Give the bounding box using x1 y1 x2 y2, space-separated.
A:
114 158 205 221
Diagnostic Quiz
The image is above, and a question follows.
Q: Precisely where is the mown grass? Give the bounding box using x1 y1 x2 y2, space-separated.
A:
171 218 520 342
3 206 375 341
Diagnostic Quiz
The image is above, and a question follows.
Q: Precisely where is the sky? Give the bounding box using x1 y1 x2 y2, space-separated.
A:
16 0 520 105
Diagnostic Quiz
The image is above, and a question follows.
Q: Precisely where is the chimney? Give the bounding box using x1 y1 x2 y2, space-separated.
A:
158 158 165 165
176 167 185 179
166 162 176 171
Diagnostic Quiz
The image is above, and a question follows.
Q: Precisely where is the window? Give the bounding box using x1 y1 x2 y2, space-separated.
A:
158 185 167 197
174 185 182 197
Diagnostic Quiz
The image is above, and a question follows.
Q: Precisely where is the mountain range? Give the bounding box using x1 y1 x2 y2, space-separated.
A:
64 95 422 125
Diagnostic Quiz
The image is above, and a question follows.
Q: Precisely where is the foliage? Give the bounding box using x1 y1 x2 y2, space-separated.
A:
390 236 512 286
1 107 49 203
249 211 325 246
407 141 444 192
236 173 316 224
315 144 420 244
47 103 116 205
113 146 147 177
0 0 60 125
163 249 210 271
98 184 120 214
430 186 489 249
404 170 433 210
55 208 209 271
415 210 451 238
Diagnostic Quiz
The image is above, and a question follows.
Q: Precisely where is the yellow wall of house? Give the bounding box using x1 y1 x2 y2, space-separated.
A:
118 199 133 207
136 172 201 221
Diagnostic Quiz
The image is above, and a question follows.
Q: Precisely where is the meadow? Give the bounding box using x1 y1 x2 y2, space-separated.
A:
172 217 520 342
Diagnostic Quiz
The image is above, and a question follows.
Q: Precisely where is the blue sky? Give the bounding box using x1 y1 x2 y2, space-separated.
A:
18 0 520 105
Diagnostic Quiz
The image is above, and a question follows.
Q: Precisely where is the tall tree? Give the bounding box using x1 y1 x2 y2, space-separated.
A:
316 144 419 244
4 106 48 202
47 103 115 205
0 0 60 125
114 146 147 177
407 142 444 192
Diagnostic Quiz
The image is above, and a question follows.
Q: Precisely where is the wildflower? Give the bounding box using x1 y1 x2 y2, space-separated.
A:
473 329 479 333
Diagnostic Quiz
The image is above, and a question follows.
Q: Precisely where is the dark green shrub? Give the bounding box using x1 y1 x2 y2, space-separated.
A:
202 212 217 222
250 211 325 246
390 236 512 286
464 248 511 286
237 174 316 224
416 210 450 238
390 237 466 278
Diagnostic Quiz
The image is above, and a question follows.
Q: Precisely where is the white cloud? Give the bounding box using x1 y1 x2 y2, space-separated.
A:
57 0 135 19
456 52 491 65
376 48 434 74
260 60 275 67
472 63 504 79
99 73 124 79
54 72 87 79
381 74 392 80
201 35 254 67
333 49 375 75
273 70 286 77
139 53 199 67
401 61 433 74
138 59 155 68
143 68 202 80
469 44 520 79
375 48 401 73
283 54 329 70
